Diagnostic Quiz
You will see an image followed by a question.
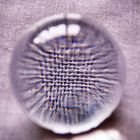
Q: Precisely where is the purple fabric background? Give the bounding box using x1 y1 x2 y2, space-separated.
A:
0 0 140 140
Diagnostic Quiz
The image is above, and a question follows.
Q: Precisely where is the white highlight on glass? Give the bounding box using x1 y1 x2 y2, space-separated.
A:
33 24 80 44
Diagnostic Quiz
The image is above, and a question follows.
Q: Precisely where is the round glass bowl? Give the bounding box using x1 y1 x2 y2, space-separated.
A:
10 14 125 134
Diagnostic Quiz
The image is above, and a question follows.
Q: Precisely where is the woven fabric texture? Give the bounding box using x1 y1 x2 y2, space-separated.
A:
0 0 140 140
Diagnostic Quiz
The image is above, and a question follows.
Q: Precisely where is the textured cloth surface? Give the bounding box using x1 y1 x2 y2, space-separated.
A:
0 0 140 140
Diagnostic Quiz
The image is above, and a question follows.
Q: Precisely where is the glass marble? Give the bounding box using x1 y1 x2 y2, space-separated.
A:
10 14 125 134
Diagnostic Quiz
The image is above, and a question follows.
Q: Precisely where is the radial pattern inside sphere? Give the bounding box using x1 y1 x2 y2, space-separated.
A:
10 14 124 134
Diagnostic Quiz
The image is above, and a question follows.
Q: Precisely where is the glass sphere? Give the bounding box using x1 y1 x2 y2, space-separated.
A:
10 14 125 134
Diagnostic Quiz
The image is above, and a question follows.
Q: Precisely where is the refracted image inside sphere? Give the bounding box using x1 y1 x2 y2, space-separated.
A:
10 14 125 134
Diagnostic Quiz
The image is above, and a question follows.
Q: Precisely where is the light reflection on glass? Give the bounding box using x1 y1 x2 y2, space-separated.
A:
33 24 80 44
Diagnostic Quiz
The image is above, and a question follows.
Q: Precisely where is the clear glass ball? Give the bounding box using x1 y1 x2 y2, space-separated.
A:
10 14 125 134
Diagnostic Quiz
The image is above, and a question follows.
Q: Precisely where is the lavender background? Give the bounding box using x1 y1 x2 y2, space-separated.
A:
0 0 140 140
